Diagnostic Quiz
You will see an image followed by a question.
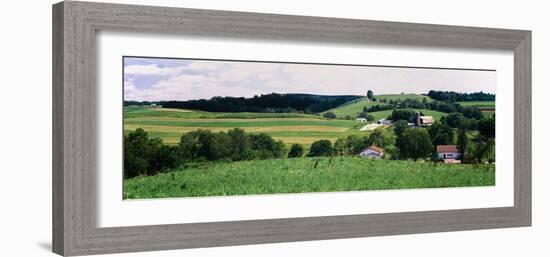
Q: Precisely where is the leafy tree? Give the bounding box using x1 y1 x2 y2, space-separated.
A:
367 90 374 100
149 145 182 174
393 120 409 137
287 144 304 158
368 128 392 147
124 128 165 178
395 128 433 161
366 114 375 122
308 140 333 157
211 132 233 161
333 138 346 156
457 128 468 161
178 129 216 161
478 117 495 138
461 106 484 120
389 109 419 122
124 143 148 179
344 135 366 155
227 128 250 161
427 122 455 146
441 113 477 130
249 133 285 159
323 112 336 119
470 135 495 163
426 90 495 102
357 112 374 121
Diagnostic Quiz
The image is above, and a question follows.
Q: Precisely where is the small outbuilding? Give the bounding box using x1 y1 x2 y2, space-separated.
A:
356 118 367 123
415 111 434 127
378 119 392 125
359 146 384 159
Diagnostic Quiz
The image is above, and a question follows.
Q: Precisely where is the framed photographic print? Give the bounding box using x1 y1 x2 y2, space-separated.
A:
52 1 531 256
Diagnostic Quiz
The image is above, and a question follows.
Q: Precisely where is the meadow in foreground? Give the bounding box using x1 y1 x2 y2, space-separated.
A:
124 157 495 199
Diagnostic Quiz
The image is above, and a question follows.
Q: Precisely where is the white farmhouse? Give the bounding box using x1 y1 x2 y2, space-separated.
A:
359 146 384 159
436 145 461 163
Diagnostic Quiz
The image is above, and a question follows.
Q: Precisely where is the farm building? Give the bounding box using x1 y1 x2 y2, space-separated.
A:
415 111 434 127
436 145 461 163
377 119 392 125
359 146 384 159
356 118 367 123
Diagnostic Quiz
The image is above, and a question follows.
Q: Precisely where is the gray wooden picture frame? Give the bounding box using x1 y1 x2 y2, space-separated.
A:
52 1 531 256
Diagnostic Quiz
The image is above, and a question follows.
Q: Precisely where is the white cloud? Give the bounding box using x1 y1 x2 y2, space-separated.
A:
124 64 184 76
124 59 496 101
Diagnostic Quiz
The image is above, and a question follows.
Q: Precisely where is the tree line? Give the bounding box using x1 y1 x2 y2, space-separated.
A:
426 90 495 102
158 93 361 113
362 98 484 121
124 128 287 179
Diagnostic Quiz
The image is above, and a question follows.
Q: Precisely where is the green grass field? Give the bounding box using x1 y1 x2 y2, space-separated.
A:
124 157 495 199
376 94 432 102
455 101 495 109
322 98 383 118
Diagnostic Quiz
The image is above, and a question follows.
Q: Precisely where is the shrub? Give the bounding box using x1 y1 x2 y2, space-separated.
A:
248 133 285 159
287 144 304 158
308 140 333 157
323 112 336 119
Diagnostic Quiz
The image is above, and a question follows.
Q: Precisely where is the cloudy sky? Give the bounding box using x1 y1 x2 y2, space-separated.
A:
124 57 496 102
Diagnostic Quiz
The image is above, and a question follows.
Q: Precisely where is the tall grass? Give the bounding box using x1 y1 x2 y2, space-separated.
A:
124 157 495 199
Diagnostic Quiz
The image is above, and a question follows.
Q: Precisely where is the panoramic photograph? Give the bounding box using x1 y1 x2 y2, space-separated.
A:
122 56 496 199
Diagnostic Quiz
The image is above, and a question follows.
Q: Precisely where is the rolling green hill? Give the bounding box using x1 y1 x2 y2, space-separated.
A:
322 98 383 118
322 94 434 119
376 94 432 102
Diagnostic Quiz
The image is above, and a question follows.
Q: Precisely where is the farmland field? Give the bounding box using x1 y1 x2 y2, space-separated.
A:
124 107 367 146
456 101 495 116
124 157 495 199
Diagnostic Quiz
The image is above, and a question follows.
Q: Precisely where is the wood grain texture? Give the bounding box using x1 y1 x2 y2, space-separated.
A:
52 1 532 256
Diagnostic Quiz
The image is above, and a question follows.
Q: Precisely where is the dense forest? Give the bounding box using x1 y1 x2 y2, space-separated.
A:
426 90 495 102
125 93 362 113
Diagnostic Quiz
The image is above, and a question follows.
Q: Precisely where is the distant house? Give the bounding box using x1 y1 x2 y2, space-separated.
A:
356 118 367 123
436 145 461 163
415 111 434 127
378 119 392 125
359 146 384 159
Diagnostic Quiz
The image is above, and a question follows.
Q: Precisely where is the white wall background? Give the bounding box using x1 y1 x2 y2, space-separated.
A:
0 0 547 256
